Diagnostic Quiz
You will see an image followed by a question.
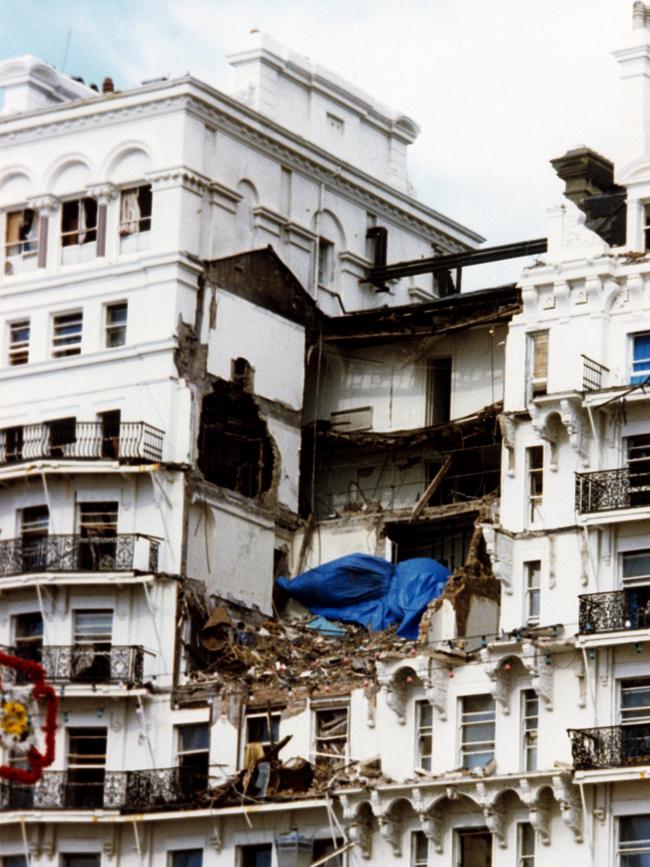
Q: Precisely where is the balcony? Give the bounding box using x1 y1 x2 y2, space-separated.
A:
579 588 650 635
2 645 145 687
575 468 650 514
569 725 650 771
582 355 609 391
0 534 159 578
0 421 164 466
0 766 208 812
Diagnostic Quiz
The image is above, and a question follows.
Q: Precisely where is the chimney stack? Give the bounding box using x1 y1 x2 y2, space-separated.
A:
550 147 616 210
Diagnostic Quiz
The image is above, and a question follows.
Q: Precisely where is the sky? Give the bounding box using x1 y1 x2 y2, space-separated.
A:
0 0 632 287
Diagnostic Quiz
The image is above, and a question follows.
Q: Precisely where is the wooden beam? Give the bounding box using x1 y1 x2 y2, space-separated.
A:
410 454 454 521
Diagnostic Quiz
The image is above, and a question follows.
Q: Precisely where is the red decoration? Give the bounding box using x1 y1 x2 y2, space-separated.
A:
0 649 58 785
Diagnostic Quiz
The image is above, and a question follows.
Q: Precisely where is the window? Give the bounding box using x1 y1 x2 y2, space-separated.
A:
52 311 83 358
528 331 549 397
48 416 77 458
20 505 49 572
8 320 29 365
460 694 495 770
411 830 429 867
5 208 39 258
62 857 101 867
13 612 43 666
78 501 118 570
518 823 535 866
632 333 650 384
457 830 492 866
525 561 541 625
245 709 280 752
522 689 539 771
105 302 127 348
623 550 650 586
61 197 97 247
119 185 152 236
3 856 28 867
170 851 203 867
426 357 452 426
99 409 121 459
239 845 272 867
621 678 650 725
177 723 210 790
314 706 348 768
618 814 650 865
66 727 107 808
2 426 23 463
317 237 334 286
627 434 650 507
416 700 433 771
526 446 544 522
72 610 113 683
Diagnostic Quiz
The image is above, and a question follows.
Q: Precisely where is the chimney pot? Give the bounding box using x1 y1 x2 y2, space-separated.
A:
102 76 114 94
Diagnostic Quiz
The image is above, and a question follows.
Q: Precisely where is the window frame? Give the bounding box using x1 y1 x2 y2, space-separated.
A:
317 236 334 287
517 821 536 866
631 331 650 385
51 310 83 358
415 699 434 771
105 301 128 348
527 330 549 398
5 207 39 259
459 693 496 770
168 850 203 867
617 813 650 865
8 319 30 366
312 702 349 769
521 689 539 772
411 830 429 867
60 196 98 248
524 560 541 625
526 445 544 524
119 184 152 237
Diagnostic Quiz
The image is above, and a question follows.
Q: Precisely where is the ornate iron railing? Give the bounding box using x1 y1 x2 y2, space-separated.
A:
581 355 609 391
569 724 650 770
1 645 145 686
0 766 209 811
579 587 650 634
0 421 164 465
0 534 157 578
575 467 650 513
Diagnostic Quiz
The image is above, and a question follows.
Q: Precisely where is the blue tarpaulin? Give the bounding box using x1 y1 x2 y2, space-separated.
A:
276 553 450 639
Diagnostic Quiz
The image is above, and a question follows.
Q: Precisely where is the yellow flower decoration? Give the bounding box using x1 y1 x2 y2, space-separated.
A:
0 699 30 737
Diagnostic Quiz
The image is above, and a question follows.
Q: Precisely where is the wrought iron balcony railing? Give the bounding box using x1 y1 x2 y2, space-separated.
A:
575 468 650 513
0 766 209 812
579 587 650 634
0 420 164 465
581 355 609 391
0 534 159 578
569 724 650 771
1 645 145 686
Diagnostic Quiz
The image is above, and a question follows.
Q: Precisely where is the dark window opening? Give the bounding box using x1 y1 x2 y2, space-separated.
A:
231 357 254 391
48 416 77 458
177 722 210 795
12 611 43 684
66 727 107 809
5 208 39 258
312 839 344 867
71 610 113 683
198 379 274 498
628 433 650 508
99 409 121 459
458 829 492 867
427 357 452 426
78 501 118 570
240 844 272 867
426 444 500 506
4 426 24 463
317 237 334 286
61 198 97 247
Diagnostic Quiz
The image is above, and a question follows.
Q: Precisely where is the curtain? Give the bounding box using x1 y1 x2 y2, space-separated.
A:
120 190 140 235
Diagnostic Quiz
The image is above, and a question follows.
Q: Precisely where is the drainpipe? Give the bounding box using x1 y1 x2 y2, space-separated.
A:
312 182 325 300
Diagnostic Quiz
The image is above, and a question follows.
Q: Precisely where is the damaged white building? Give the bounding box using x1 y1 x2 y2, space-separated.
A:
1 5 650 867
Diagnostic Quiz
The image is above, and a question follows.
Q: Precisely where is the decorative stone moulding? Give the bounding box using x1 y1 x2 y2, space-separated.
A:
377 656 453 724
337 771 581 855
480 525 513 594
479 642 553 713
529 397 590 468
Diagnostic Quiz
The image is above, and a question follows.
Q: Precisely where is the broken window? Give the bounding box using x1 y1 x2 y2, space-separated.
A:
8 319 30 365
198 379 274 498
517 823 535 867
522 689 538 772
460 694 495 770
527 331 548 398
5 208 39 258
313 839 345 867
52 311 83 358
245 710 280 751
314 706 348 769
66 726 107 808
525 560 541 625
48 416 77 458
3 426 24 463
526 446 543 523
457 829 492 867
119 184 152 236
231 357 254 391
239 845 272 867
416 700 433 771
71 610 113 683
61 197 97 247
105 302 127 348
12 612 43 684
411 831 429 867
177 723 210 792
77 501 118 570
426 444 501 506
20 505 49 572
426 357 452 426
388 514 477 572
